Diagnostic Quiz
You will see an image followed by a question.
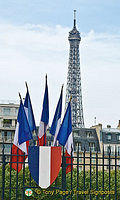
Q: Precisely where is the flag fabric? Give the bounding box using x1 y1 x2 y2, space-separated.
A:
50 86 63 146
11 99 33 172
65 133 73 174
24 86 36 132
38 76 49 146
57 101 72 146
57 101 73 173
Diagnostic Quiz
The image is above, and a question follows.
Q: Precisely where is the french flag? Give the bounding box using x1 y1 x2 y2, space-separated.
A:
11 98 33 172
57 100 73 173
50 86 63 146
38 75 49 146
24 82 36 133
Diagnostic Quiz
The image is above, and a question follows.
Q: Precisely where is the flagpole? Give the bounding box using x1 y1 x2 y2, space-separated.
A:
18 92 22 101
44 74 47 146
53 84 64 146
25 82 37 146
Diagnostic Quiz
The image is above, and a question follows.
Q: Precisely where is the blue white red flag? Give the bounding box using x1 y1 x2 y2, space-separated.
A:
57 100 73 173
28 146 61 188
50 86 63 146
11 98 33 172
38 75 49 145
24 83 36 132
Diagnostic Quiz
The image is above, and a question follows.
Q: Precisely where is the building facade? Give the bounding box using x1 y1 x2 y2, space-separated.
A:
0 103 19 162
92 122 120 170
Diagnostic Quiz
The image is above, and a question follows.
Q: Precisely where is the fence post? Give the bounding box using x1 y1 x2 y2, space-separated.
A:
22 153 25 200
115 146 117 200
2 141 6 200
62 147 66 200
77 143 79 200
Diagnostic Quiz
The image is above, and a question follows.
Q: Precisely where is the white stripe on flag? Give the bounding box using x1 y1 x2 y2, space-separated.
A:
39 146 51 188
65 132 73 155
13 122 27 154
53 118 61 146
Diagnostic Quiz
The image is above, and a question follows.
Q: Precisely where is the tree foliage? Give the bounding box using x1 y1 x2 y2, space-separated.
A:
0 164 120 199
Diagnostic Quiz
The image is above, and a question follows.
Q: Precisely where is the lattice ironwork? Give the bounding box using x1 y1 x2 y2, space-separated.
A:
65 10 84 128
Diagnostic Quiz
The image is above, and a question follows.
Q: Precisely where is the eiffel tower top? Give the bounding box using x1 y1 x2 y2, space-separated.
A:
68 10 81 41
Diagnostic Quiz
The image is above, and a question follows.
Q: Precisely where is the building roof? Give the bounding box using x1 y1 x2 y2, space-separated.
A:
102 128 120 134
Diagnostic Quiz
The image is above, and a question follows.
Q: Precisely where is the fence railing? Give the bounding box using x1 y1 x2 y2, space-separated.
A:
0 140 120 200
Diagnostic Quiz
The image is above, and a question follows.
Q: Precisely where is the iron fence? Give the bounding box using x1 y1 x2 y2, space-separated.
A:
0 140 120 200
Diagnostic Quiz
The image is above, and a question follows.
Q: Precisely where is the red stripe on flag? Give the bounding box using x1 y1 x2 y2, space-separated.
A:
65 150 74 174
10 144 27 173
50 147 61 185
37 133 46 146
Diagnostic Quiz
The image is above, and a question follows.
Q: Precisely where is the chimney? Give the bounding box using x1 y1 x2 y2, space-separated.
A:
117 120 120 130
107 125 111 128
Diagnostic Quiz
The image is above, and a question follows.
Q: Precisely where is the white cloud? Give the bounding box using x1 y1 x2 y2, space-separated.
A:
0 23 120 128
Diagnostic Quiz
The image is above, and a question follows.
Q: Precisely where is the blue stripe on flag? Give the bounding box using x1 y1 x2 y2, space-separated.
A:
28 146 39 185
57 102 72 146
18 101 33 145
41 76 49 125
24 90 36 132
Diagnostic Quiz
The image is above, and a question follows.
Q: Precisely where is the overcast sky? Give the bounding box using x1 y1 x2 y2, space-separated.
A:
0 0 120 128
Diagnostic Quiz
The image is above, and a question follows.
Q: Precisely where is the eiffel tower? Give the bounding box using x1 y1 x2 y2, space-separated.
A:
65 10 84 128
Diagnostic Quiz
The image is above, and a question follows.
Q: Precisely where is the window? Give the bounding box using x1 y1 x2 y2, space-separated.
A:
87 132 93 138
74 143 81 152
74 132 78 137
3 107 11 116
7 132 12 140
111 146 114 155
117 134 120 141
106 146 114 155
3 119 12 127
4 144 11 153
107 134 111 141
89 143 95 152
2 131 7 141
118 146 120 156
15 108 18 115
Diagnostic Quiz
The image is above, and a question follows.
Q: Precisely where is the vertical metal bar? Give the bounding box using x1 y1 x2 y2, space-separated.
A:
70 146 73 200
62 147 66 200
96 149 98 200
90 149 92 200
83 148 85 200
22 153 25 200
108 146 111 200
102 145 105 200
9 140 12 200
16 148 19 200
2 140 5 200
77 143 79 200
115 146 117 200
